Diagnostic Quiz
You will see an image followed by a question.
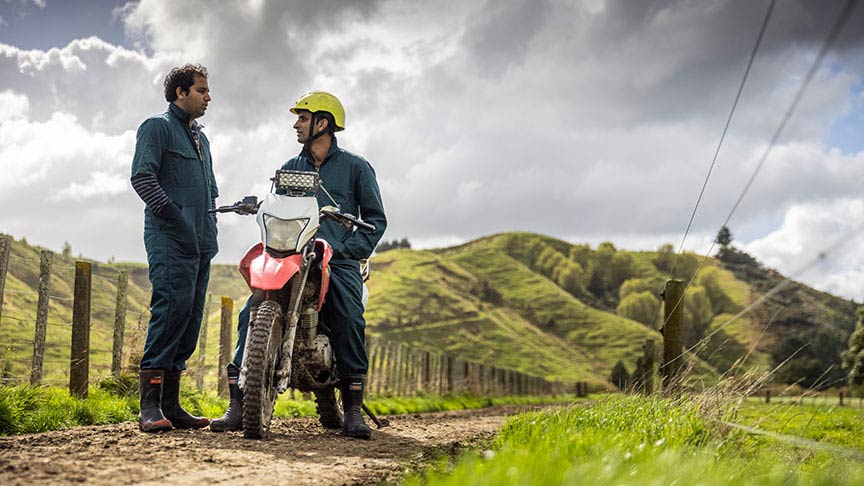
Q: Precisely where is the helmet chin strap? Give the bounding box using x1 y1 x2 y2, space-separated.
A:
304 113 329 149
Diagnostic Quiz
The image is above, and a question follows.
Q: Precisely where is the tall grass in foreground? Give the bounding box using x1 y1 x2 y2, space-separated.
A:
0 379 571 435
405 395 864 486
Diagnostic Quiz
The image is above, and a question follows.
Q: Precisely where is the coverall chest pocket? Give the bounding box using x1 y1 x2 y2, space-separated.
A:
166 147 201 187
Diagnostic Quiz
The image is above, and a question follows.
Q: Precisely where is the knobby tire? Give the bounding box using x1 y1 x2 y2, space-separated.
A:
242 300 283 439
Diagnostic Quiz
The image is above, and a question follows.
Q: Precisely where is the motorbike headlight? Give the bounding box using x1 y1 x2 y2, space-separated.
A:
263 215 310 252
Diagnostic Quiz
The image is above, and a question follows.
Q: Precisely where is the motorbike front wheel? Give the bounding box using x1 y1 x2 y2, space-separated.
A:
242 300 283 439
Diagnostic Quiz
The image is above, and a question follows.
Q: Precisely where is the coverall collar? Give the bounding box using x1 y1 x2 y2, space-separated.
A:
168 103 202 129
301 136 339 168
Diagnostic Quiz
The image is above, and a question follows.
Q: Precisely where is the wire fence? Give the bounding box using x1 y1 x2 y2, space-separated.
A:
0 238 564 397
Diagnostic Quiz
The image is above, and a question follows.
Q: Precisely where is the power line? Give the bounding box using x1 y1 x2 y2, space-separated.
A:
659 0 861 335
651 0 778 330
667 0 778 277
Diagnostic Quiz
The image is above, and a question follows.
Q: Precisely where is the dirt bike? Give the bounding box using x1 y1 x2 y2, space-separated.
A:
211 169 385 439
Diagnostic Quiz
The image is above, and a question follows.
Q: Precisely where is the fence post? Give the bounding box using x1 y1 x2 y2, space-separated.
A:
69 261 92 398
661 279 684 392
642 339 655 395
218 296 233 398
396 342 407 397
366 335 376 396
30 250 53 385
0 236 10 330
110 270 129 378
765 389 771 404
196 294 211 391
839 391 844 407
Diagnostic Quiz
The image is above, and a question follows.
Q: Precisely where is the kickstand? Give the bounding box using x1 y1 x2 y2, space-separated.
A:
362 404 390 429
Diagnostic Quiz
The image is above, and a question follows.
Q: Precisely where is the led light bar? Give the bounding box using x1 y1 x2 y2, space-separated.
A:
273 170 319 193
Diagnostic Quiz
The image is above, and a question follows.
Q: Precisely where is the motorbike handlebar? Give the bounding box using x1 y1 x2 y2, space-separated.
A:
208 195 260 215
208 198 375 232
320 206 376 232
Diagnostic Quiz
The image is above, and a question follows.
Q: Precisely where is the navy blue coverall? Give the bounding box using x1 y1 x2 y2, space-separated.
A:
131 103 219 372
232 137 386 377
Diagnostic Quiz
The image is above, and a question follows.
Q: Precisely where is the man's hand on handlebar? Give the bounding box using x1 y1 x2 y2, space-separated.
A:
320 206 376 232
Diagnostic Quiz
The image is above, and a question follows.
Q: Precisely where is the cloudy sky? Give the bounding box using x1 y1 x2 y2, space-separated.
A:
1 0 863 300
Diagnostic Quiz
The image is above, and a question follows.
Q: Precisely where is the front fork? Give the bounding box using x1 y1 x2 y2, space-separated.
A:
275 247 317 393
237 246 317 394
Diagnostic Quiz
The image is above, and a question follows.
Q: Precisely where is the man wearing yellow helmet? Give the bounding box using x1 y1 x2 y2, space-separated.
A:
211 91 387 440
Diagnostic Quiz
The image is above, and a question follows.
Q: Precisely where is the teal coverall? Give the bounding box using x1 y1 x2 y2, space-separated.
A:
232 138 386 377
131 103 219 372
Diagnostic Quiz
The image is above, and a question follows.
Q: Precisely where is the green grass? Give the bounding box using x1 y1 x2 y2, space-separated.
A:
0 385 135 435
0 380 570 436
404 395 864 486
735 400 864 452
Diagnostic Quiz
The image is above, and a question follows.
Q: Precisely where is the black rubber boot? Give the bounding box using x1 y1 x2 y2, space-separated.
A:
210 364 243 432
340 375 372 440
161 370 211 429
138 369 173 433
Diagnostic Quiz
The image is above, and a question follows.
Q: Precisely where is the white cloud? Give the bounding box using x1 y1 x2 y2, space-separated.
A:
0 89 28 121
745 198 864 300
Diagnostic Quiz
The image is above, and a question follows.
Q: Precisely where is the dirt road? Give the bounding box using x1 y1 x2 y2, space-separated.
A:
0 406 533 485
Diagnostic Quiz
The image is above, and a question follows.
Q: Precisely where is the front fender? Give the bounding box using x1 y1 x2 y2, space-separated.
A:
239 243 302 291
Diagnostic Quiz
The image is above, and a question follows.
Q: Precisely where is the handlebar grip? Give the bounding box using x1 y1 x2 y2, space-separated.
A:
356 220 376 232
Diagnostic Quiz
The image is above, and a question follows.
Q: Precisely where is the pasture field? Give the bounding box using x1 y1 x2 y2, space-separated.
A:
405 394 864 486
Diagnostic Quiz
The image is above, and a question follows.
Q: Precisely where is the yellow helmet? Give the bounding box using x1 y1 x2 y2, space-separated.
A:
290 91 345 131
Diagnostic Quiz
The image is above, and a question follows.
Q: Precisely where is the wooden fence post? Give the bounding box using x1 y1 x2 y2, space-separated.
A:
125 310 147 374
378 340 393 394
661 279 684 392
218 296 233 398
396 343 405 397
0 236 10 330
374 337 386 396
110 270 128 378
30 250 53 385
839 391 844 407
765 389 771 404
642 339 655 395
423 351 431 393
69 261 92 398
366 335 377 396
196 294 211 391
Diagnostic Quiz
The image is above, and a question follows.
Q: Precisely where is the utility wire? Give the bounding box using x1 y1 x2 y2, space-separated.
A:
651 0 777 330
667 0 777 278
658 0 861 335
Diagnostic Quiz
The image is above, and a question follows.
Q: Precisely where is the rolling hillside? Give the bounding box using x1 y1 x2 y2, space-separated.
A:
0 231 858 390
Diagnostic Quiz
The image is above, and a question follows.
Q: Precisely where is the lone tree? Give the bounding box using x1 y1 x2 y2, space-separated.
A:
715 226 732 248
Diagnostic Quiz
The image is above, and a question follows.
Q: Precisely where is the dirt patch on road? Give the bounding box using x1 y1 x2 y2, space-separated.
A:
0 405 541 485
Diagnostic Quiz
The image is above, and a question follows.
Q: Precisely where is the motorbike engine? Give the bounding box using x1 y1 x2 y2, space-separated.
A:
307 335 334 370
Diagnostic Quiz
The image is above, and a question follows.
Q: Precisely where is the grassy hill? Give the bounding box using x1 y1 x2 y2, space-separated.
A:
0 231 858 391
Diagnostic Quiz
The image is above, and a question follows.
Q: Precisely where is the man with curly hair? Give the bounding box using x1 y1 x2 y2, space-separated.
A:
130 64 218 433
